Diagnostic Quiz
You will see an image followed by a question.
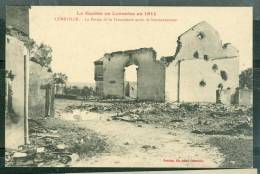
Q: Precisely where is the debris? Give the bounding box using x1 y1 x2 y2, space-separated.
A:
7 101 252 167
69 153 80 163
141 145 150 149
37 161 67 167
170 119 184 122
56 144 66 150
6 117 109 167
15 159 34 166
105 102 250 136
5 152 12 162
13 152 27 158
33 133 60 138
59 155 71 164
141 145 157 150
73 114 82 121
50 129 58 134
36 147 45 153
230 161 236 165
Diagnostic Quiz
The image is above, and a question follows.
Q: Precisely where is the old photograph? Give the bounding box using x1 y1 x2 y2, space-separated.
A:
5 6 253 167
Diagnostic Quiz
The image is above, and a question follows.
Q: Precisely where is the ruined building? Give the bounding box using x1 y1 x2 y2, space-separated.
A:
94 21 239 104
5 6 30 149
165 21 239 103
94 48 165 102
6 6 54 149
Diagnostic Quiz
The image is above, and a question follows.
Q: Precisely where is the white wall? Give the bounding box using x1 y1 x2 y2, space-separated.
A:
5 35 28 149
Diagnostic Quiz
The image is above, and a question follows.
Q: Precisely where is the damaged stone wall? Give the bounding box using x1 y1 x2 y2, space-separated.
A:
166 21 239 103
5 6 30 149
5 6 55 149
29 62 54 118
94 48 165 101
5 35 28 149
216 89 236 105
95 21 239 104
6 6 29 35
94 61 104 96
238 88 253 106
178 58 238 102
5 36 54 149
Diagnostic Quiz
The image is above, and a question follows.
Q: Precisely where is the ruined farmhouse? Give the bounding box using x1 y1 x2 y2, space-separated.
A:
94 21 239 104
94 48 165 102
165 21 239 103
5 6 54 149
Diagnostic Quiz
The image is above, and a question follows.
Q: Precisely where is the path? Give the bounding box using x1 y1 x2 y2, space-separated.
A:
58 110 224 167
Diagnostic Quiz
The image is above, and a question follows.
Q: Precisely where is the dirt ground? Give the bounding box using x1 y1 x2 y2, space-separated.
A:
53 98 252 167
71 119 223 167
6 98 252 167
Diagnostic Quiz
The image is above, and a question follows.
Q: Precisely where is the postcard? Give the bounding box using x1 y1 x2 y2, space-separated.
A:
5 6 253 167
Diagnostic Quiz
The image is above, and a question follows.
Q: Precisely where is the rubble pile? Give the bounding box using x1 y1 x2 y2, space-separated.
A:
62 102 252 136
63 102 164 114
109 102 253 136
64 103 114 113
5 118 109 167
189 104 252 135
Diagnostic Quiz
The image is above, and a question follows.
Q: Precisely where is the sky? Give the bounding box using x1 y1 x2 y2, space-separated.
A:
29 6 252 84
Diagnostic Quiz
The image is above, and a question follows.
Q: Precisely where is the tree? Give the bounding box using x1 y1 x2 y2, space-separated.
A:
52 73 68 84
81 86 90 96
25 38 36 51
81 86 96 97
30 43 53 68
239 68 253 89
71 86 81 96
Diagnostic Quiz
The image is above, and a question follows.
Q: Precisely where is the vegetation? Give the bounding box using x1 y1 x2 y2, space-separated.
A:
52 73 96 99
52 73 68 84
30 42 53 68
64 86 95 98
208 137 253 168
239 68 253 89
6 27 53 68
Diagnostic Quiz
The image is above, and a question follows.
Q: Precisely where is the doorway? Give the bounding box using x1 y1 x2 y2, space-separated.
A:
124 64 138 99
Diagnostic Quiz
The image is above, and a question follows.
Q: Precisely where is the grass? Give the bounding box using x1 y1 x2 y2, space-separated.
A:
208 136 253 168
29 117 109 159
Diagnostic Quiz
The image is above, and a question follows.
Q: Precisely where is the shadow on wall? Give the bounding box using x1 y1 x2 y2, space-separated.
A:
28 61 55 118
6 81 20 125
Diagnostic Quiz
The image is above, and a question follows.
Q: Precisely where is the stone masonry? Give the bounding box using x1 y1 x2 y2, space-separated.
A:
165 21 239 103
94 48 165 102
95 21 240 104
